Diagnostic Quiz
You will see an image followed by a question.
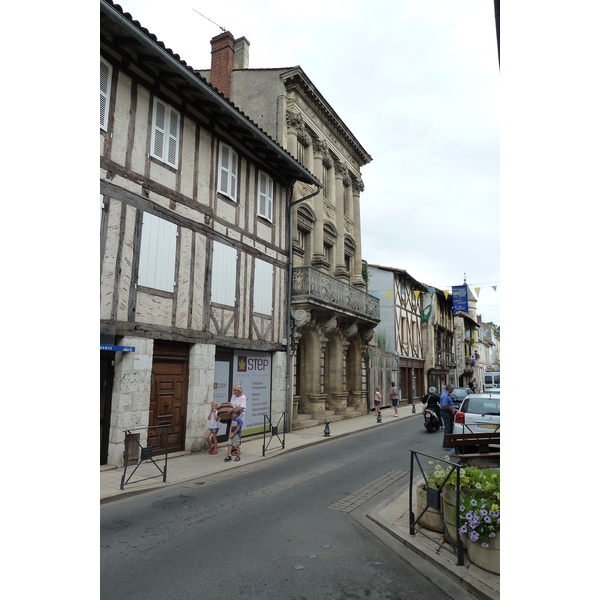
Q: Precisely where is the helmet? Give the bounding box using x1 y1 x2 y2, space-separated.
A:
428 386 437 394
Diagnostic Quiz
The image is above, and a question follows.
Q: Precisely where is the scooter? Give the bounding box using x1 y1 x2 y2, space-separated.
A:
423 405 441 433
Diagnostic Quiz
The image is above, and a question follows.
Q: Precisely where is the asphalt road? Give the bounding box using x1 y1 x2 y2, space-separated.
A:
101 415 466 600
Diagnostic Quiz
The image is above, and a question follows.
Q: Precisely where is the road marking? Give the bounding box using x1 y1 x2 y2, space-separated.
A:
328 470 408 512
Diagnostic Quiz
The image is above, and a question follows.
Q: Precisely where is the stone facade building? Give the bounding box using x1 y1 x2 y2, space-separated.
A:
198 33 379 428
100 1 320 465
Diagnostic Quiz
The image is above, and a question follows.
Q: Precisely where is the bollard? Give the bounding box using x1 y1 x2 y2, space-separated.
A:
376 410 382 423
324 420 330 436
411 403 416 414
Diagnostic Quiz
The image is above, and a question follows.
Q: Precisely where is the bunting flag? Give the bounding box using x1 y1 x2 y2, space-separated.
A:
475 287 481 297
386 290 391 301
414 290 420 301
444 290 450 300
492 286 497 291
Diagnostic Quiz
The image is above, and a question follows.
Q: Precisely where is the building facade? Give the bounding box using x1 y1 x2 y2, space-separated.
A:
367 265 427 405
100 1 320 465
199 34 379 428
421 287 455 393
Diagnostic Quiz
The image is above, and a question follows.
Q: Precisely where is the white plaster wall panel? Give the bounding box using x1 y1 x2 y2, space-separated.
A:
191 232 206 331
131 85 150 175
216 197 236 225
108 336 153 466
135 291 173 326
256 221 271 244
213 220 227 236
175 227 192 329
111 71 133 166
197 128 212 206
149 161 177 190
100 200 122 320
180 116 196 200
270 351 286 415
100 134 105 156
116 205 137 322
237 160 247 231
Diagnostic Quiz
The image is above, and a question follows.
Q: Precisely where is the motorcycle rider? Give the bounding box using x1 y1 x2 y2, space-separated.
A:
422 386 441 427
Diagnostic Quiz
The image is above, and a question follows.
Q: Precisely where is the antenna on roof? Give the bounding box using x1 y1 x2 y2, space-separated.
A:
192 8 226 32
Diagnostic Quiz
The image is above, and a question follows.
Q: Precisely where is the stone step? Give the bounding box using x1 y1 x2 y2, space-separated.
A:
291 418 320 430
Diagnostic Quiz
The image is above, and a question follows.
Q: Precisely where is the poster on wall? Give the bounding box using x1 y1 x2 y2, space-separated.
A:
452 285 468 314
214 361 231 436
233 350 272 435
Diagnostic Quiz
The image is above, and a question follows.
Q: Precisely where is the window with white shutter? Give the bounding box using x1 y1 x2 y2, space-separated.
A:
150 97 180 168
211 241 237 306
138 212 178 292
217 143 238 201
253 259 273 316
100 57 112 131
257 171 273 222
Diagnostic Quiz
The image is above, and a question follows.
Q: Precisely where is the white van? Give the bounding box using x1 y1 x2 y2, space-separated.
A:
483 372 500 391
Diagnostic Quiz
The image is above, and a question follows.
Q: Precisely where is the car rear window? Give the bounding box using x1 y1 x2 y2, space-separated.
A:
463 398 500 415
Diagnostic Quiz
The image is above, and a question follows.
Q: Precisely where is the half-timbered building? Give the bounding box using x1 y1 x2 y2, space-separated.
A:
100 1 320 465
421 288 456 393
197 34 380 429
367 265 428 405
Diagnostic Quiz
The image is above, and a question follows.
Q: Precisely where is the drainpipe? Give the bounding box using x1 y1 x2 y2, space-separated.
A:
286 182 322 432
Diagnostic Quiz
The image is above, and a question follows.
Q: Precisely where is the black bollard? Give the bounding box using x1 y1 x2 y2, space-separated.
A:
376 410 382 423
324 420 330 436
411 403 416 414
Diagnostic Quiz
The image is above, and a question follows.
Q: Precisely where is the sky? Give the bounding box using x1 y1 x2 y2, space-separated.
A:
111 0 501 324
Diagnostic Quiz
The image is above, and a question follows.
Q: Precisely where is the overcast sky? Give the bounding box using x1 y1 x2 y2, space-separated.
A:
111 0 500 324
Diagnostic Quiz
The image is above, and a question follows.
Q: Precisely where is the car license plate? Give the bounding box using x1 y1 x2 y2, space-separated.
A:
478 423 497 430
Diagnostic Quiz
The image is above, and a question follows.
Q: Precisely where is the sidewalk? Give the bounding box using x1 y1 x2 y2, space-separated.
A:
100 404 499 600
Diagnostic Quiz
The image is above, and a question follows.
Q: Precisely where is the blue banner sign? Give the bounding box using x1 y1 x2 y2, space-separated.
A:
100 345 135 352
452 285 468 314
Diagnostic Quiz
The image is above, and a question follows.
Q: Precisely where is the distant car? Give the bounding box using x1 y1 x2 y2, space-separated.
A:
453 393 500 448
450 387 472 409
487 388 500 396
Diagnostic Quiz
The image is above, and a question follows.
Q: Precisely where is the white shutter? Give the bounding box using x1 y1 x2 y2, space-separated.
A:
166 107 179 167
257 171 273 222
266 176 273 221
217 143 238 201
138 212 177 292
151 99 166 161
253 259 273 315
100 57 112 131
211 241 237 306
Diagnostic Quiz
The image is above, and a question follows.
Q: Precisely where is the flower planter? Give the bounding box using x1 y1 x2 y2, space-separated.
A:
442 486 464 545
416 486 444 533
466 532 500 574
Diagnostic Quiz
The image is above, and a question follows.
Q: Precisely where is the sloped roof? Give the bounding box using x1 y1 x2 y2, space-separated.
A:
100 0 320 188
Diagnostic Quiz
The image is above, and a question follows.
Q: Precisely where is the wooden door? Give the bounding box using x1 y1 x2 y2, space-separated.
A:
148 358 188 454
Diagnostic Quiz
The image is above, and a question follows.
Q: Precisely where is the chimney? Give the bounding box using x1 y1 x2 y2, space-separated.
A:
477 315 482 324
210 31 235 97
233 37 250 70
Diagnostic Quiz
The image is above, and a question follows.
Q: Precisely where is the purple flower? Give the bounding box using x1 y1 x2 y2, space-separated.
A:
465 511 473 521
480 509 488 517
469 531 479 542
470 498 478 506
460 505 465 512
459 524 468 534
490 511 499 518
484 516 492 524
481 542 489 548
489 532 496 538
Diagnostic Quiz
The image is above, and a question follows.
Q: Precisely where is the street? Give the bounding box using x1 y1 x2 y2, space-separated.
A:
101 415 463 599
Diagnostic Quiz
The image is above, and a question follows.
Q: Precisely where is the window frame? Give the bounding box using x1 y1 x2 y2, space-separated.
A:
257 171 274 222
217 142 239 202
253 258 273 316
150 97 180 169
100 57 112 132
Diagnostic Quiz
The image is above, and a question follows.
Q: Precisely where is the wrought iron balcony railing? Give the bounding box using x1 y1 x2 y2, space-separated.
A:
291 266 380 321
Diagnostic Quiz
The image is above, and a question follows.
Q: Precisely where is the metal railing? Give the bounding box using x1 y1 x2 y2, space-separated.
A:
409 450 464 565
262 412 286 456
120 423 170 490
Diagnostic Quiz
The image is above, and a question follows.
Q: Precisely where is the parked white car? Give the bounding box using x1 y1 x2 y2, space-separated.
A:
453 393 500 435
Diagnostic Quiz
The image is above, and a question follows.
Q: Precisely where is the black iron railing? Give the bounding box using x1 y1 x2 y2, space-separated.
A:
120 423 169 490
262 412 286 456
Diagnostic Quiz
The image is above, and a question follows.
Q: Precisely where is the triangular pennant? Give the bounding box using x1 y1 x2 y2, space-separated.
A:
386 290 391 301
444 290 449 300
492 286 497 291
414 290 420 301
475 287 481 297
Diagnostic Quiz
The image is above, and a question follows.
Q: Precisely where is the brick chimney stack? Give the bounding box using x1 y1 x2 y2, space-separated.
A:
210 31 235 97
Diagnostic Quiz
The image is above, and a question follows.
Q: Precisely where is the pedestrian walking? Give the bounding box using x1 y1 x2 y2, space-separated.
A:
389 382 399 417
224 407 243 462
439 384 457 448
205 401 220 455
374 386 382 419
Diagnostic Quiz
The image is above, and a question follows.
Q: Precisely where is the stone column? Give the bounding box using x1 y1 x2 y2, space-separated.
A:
334 160 349 278
311 139 327 259
352 178 366 289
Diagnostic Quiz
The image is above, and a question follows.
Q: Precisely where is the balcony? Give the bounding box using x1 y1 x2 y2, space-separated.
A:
291 266 380 324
